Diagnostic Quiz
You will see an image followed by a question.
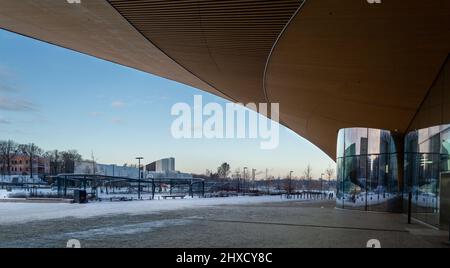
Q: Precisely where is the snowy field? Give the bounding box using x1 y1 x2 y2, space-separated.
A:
0 195 304 225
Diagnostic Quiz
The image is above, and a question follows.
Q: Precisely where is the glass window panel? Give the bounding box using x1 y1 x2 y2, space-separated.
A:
380 130 393 154
418 128 430 145
388 133 397 154
441 154 450 173
336 158 344 208
429 125 441 138
429 133 441 154
344 128 368 156
337 129 345 158
405 131 419 153
368 129 381 155
367 155 379 191
367 155 381 211
419 139 430 154
342 156 366 210
337 127 407 212
416 127 440 154
404 124 450 226
441 127 450 155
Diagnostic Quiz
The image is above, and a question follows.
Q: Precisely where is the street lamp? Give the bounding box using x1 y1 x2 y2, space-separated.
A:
289 171 293 197
243 167 248 195
136 157 144 200
321 173 325 199
252 169 256 191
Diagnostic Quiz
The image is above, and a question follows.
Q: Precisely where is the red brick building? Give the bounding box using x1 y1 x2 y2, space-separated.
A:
0 154 50 176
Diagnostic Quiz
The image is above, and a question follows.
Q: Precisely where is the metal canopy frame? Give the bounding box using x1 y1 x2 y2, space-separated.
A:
51 174 205 200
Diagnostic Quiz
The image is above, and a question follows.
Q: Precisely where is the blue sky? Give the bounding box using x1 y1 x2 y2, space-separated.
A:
0 29 334 178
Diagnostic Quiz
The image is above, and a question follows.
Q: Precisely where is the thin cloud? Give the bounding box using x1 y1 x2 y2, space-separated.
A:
111 100 125 108
0 65 21 93
0 96 37 112
0 84 20 93
111 117 125 124
0 65 14 78
0 118 12 124
87 111 103 117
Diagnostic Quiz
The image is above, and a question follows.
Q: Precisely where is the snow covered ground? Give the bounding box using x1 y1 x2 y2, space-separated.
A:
0 190 8 199
0 195 303 225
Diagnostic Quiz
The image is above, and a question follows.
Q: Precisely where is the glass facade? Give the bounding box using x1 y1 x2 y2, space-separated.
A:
336 128 402 212
336 125 450 227
404 125 450 226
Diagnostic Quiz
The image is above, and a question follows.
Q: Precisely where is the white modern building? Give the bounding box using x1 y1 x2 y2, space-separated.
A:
74 159 192 180
74 161 141 179
156 158 175 173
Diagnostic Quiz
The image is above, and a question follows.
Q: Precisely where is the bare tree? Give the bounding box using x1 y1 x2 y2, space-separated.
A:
304 165 313 180
43 150 61 175
325 165 335 191
326 166 335 179
0 140 19 176
304 164 313 190
19 143 43 178
217 162 231 179
0 141 7 176
62 150 82 173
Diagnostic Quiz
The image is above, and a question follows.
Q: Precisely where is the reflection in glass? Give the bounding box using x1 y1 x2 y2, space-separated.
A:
368 129 381 155
344 128 368 156
336 128 401 212
337 129 345 158
404 124 450 227
337 125 450 219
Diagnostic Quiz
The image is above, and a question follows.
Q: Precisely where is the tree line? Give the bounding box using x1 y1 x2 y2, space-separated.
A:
201 163 336 193
0 139 83 176
205 163 335 188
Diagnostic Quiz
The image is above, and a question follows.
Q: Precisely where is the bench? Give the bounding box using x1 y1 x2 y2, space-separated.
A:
162 195 186 200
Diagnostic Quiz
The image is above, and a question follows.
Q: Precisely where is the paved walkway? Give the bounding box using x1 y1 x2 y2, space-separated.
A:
0 200 448 248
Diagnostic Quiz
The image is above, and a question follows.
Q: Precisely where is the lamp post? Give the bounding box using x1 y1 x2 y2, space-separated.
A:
243 167 248 195
289 171 293 198
321 173 325 199
252 169 256 191
136 157 144 200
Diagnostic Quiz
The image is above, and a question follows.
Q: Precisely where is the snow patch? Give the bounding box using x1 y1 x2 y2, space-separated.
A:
0 190 8 199
0 195 300 225
54 219 192 239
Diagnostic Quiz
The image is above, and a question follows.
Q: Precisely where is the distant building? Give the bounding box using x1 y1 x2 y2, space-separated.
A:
72 157 191 180
157 157 175 173
0 154 50 176
146 158 175 173
145 161 156 172
74 161 141 179
145 157 191 179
